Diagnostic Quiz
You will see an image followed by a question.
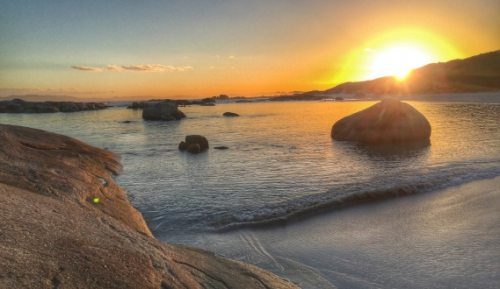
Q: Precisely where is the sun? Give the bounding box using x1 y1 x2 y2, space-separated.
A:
326 28 463 86
367 45 433 80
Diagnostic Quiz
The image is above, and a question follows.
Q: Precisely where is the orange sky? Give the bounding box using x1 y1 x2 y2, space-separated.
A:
1 1 499 99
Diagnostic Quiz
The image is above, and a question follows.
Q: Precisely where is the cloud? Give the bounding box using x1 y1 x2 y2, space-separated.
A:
71 65 103 72
71 64 193 73
119 64 193 72
105 64 124 72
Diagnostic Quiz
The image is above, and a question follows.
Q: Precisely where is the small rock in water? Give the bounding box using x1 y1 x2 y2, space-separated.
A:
187 143 201 154
179 135 209 154
214 146 229 150
185 135 209 151
223 112 239 117
178 141 188 151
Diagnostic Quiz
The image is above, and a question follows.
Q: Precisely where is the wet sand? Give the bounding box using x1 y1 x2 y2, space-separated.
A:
195 176 500 289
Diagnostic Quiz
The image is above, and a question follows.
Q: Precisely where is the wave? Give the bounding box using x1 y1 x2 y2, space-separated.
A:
213 163 500 231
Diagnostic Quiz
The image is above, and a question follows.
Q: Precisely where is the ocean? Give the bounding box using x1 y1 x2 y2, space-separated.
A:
2 100 499 288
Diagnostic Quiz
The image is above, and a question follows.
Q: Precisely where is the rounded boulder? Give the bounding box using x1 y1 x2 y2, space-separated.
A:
331 99 431 144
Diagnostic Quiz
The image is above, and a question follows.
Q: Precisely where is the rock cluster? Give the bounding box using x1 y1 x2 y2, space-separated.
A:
128 98 215 109
0 98 109 113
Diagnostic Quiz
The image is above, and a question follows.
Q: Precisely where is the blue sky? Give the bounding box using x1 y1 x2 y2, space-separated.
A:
1 0 499 98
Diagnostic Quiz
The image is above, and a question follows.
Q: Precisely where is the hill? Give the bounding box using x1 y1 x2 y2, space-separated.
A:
275 50 500 100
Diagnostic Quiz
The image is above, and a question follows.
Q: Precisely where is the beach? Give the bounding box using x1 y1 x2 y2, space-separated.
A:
196 175 500 289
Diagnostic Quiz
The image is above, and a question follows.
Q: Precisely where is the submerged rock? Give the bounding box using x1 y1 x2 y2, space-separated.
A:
0 124 299 289
214 146 229 150
142 101 186 121
223 112 240 117
331 99 431 144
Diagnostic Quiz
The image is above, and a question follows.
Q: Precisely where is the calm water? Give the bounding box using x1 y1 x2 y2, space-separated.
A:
1 101 499 288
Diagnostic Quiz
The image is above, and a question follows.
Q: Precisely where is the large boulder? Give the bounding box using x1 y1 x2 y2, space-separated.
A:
142 101 186 121
331 99 431 144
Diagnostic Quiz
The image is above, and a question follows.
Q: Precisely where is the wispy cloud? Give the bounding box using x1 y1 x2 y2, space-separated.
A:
105 64 124 72
120 64 193 72
71 65 103 72
71 64 193 73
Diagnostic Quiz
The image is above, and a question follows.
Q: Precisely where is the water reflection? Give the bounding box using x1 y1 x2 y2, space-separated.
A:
332 141 430 168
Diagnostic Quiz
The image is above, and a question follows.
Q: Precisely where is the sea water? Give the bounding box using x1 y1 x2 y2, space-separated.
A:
1 100 499 288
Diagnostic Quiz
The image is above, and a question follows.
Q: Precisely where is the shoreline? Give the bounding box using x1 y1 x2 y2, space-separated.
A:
195 175 500 289
214 163 500 232
0 124 299 289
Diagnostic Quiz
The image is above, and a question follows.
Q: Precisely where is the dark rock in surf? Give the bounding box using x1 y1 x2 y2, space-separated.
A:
331 99 431 144
178 141 188 151
179 135 209 154
223 112 239 117
142 101 186 121
187 143 201 154
185 135 209 151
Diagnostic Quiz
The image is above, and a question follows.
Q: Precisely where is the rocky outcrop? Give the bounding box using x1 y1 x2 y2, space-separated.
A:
128 98 216 109
142 101 186 121
0 124 299 289
127 101 145 109
0 98 109 113
179 135 209 154
223 112 240 117
331 99 431 144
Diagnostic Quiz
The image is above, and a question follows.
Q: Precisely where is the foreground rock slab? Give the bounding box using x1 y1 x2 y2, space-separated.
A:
331 99 431 144
0 124 299 289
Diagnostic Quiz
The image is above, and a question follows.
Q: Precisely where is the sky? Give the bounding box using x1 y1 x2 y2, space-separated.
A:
0 0 499 99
